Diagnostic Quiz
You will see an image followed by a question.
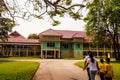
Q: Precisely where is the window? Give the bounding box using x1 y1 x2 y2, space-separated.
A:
62 43 69 49
77 44 80 48
47 42 55 47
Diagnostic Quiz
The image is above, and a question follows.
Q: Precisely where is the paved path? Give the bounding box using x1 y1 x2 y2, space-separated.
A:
32 59 100 80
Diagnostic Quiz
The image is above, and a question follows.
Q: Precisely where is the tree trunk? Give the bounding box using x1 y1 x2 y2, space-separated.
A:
116 32 120 61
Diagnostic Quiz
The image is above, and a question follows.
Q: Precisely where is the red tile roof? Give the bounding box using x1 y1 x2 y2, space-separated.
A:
6 31 39 43
40 29 86 39
40 29 62 36
55 30 86 38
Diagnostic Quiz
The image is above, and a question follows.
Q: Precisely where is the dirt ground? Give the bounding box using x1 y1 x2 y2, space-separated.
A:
32 59 100 80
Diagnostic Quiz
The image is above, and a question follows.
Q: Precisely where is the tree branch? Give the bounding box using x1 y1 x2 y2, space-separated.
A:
58 4 85 10
2 0 14 19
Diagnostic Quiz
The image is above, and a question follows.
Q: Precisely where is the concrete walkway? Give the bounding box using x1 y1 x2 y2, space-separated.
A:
32 59 100 80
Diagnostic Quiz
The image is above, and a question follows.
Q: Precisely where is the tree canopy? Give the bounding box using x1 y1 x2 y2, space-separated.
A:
1 0 86 26
84 0 120 60
28 33 39 39
0 0 16 41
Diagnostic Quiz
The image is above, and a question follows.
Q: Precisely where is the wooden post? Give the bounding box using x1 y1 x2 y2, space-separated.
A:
34 46 36 56
26 46 28 56
41 50 43 58
45 50 47 58
54 51 56 59
19 46 21 56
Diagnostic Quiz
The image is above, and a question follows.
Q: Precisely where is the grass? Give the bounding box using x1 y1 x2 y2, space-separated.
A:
63 58 82 60
0 56 41 60
75 61 120 80
0 61 39 80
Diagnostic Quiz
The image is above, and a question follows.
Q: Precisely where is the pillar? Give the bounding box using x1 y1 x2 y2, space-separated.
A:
45 50 47 58
41 50 43 58
10 46 13 56
2 45 5 56
58 51 60 59
54 51 56 59
34 46 36 56
19 46 21 56
26 47 28 56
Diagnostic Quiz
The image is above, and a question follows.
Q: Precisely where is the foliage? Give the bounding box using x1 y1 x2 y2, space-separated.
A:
0 61 39 80
0 0 85 26
0 18 15 40
28 33 39 39
84 0 120 60
0 0 16 40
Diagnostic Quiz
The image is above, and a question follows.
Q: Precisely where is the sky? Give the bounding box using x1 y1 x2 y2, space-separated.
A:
12 0 87 38
13 17 86 38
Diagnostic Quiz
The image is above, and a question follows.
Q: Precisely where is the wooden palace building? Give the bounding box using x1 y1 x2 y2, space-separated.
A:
0 31 40 56
0 29 114 59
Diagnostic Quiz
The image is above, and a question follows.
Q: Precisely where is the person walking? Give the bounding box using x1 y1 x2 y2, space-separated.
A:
83 52 99 80
105 58 113 80
99 58 106 80
84 51 91 80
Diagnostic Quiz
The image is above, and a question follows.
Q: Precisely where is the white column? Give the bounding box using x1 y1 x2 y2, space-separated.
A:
41 49 43 58
45 50 47 58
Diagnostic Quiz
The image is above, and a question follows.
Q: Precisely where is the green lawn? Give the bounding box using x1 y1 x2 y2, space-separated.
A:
0 61 39 80
75 61 120 80
0 56 41 60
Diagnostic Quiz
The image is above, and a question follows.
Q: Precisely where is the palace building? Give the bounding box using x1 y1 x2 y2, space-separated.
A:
0 29 114 59
0 31 40 56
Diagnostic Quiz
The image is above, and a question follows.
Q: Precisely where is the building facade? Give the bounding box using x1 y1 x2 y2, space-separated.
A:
0 31 40 56
39 29 114 59
0 29 114 59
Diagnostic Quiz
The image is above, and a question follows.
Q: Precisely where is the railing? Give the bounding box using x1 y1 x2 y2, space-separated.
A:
3 48 40 52
83 47 113 51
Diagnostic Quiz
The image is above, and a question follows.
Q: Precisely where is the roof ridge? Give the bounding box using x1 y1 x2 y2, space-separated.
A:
40 28 62 36
52 29 62 35
10 31 26 39
40 28 52 34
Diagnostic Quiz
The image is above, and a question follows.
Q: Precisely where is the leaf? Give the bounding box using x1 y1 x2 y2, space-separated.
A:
65 0 72 5
52 21 61 26
56 10 65 17
48 11 56 18
69 12 82 20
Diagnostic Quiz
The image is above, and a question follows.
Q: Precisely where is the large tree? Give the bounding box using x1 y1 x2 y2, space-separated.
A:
0 0 15 41
84 0 120 61
1 0 86 26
